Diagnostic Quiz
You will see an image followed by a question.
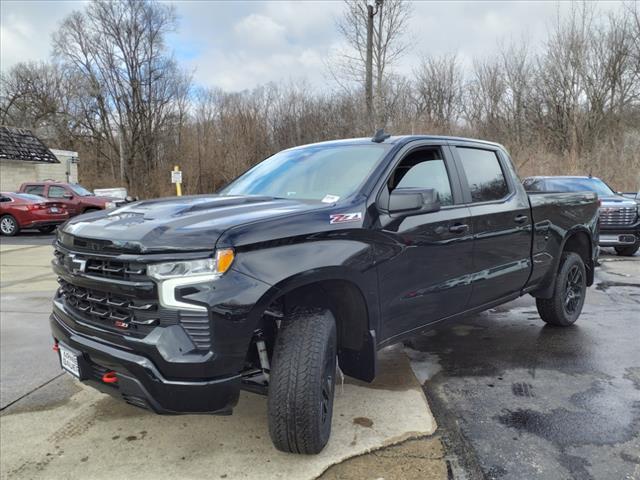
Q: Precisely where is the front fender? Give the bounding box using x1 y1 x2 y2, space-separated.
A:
231 237 379 319
231 238 381 382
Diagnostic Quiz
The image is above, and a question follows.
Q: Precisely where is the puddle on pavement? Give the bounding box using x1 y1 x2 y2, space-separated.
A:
595 281 640 291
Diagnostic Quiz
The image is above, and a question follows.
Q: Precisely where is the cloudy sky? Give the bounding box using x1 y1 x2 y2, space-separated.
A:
0 0 626 92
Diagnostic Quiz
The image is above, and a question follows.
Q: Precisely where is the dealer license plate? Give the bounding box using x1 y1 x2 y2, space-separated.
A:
60 344 80 378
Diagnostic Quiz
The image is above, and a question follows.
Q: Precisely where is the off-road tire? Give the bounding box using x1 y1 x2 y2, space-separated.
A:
0 215 19 236
614 244 639 257
536 252 586 327
267 309 337 454
38 225 56 234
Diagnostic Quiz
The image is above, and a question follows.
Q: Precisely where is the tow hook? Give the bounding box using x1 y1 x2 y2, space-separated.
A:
102 371 118 384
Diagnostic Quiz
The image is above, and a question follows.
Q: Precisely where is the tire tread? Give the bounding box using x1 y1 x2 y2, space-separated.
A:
267 309 336 454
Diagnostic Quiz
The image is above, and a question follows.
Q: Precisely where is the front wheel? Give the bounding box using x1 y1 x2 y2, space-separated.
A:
614 244 639 257
0 215 19 236
267 309 337 454
536 252 586 327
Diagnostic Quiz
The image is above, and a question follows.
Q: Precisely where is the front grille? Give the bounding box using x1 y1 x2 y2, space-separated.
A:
53 248 146 281
55 244 213 351
85 257 146 280
58 278 160 334
600 207 637 226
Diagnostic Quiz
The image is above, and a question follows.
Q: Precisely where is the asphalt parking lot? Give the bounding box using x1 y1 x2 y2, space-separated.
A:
1 235 638 480
408 249 640 480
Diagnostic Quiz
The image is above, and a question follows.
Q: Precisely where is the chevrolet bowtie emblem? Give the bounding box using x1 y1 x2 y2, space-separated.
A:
66 253 87 274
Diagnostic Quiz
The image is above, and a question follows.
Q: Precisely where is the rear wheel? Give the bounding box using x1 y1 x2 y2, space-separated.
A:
0 215 19 236
614 244 639 257
38 225 56 234
267 309 337 454
536 252 586 326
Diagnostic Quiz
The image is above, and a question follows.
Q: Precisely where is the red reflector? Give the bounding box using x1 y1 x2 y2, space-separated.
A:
53 342 59 352
102 371 118 384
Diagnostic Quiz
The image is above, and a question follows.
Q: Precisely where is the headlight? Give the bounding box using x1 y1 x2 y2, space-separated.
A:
148 249 235 312
105 201 116 209
148 249 234 280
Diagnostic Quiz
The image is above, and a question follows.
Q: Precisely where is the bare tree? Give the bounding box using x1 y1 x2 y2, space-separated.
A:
51 0 190 195
331 0 411 127
413 54 463 131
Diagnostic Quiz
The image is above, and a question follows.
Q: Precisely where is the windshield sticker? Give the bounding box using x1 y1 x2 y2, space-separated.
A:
322 194 340 204
330 212 362 224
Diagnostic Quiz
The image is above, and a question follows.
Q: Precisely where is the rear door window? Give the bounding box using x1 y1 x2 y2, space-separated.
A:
457 148 509 202
24 185 45 196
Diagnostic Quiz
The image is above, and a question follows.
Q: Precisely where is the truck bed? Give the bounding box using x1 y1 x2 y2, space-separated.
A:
526 191 599 293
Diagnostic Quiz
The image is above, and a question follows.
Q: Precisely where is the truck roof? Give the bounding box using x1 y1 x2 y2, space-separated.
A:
524 176 603 180
290 135 505 150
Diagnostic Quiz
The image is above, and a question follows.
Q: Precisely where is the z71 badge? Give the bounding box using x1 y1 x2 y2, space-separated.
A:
329 212 362 224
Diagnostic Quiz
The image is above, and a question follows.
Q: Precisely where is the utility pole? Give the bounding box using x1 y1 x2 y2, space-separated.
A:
365 0 382 130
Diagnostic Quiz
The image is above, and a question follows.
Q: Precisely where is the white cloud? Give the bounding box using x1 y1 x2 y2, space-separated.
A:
233 13 287 49
0 0 82 71
1 0 628 92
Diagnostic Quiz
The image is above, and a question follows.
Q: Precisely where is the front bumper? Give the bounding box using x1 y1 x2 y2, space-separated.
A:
599 221 640 247
51 312 241 414
49 241 275 414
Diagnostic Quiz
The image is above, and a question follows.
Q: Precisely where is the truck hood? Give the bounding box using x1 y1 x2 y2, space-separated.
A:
599 195 638 209
60 195 326 253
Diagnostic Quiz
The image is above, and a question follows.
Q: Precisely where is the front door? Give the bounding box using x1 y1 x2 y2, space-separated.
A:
46 185 78 215
376 145 474 343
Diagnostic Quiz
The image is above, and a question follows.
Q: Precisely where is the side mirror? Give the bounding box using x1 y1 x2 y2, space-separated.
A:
388 188 441 216
63 193 73 199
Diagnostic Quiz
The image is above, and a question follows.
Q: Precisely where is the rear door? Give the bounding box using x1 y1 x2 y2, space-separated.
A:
23 184 45 196
375 142 474 343
451 143 532 308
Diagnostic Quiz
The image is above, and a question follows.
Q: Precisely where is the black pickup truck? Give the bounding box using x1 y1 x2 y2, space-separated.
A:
523 176 639 256
50 135 599 454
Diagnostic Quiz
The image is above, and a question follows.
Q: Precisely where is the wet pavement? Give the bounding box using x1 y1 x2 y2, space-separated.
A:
407 249 640 480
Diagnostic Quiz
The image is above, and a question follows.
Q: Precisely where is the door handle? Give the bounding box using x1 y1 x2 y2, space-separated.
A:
449 223 469 234
514 214 528 224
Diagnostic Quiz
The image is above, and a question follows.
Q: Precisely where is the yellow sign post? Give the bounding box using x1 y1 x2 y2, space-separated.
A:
172 165 183 196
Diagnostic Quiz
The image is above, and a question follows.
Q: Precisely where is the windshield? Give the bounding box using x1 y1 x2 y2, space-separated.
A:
545 178 615 196
219 144 391 202
69 184 94 196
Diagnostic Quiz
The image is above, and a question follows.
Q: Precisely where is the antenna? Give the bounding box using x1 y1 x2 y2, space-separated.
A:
371 128 391 143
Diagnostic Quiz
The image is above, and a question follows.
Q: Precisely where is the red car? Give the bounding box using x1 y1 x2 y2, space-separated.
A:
18 181 117 217
0 192 69 236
